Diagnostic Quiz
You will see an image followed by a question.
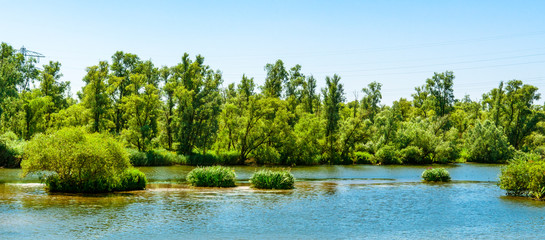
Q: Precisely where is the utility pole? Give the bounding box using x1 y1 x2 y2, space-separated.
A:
18 46 45 63
17 46 45 91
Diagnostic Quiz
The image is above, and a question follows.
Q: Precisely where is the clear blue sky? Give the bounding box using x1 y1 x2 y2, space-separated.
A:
1 0 544 104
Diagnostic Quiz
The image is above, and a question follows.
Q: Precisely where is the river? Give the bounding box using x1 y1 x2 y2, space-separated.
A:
1 164 544 239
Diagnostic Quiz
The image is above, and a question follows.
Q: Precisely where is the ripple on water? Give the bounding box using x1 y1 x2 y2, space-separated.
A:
1 164 545 239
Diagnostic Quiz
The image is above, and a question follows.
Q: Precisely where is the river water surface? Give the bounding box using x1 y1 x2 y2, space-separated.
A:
1 164 545 239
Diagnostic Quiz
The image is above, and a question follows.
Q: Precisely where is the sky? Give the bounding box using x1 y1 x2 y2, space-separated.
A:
1 0 544 104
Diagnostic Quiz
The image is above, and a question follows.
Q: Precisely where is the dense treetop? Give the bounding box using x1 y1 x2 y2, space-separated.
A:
1 42 545 166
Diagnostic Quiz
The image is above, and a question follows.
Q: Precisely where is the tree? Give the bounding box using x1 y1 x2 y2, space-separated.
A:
159 66 176 150
108 51 141 133
82 61 110 132
322 74 345 162
482 80 544 149
122 61 161 151
174 55 222 155
263 60 288 98
362 81 382 121
302 75 318 114
463 120 513 163
21 127 145 193
425 71 455 116
0 43 24 115
39 61 70 125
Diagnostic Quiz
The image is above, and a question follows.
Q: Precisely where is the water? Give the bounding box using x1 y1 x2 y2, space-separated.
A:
1 164 545 239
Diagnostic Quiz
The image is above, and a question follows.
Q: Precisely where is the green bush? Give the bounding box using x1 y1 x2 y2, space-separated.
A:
421 168 451 182
217 151 241 165
250 169 295 189
128 148 186 166
353 151 375 164
399 146 427 164
21 127 144 193
186 166 236 187
185 151 240 166
463 120 514 163
127 148 147 165
375 145 402 165
0 131 25 168
115 168 147 191
253 145 281 165
499 153 545 199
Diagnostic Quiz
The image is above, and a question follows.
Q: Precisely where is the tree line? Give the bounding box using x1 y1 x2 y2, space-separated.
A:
1 42 544 166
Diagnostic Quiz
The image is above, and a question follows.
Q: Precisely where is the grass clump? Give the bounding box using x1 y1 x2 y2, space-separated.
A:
115 168 147 191
21 127 146 193
499 153 545 200
421 167 451 182
186 166 236 187
250 169 295 189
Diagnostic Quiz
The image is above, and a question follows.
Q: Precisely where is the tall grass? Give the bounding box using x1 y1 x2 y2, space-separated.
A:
186 166 236 187
250 169 295 189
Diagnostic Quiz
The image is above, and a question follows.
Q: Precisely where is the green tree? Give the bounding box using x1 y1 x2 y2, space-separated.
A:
362 81 382 121
463 120 513 163
483 80 544 149
82 61 111 132
425 71 455 116
302 75 318 114
159 66 177 150
174 54 222 155
322 74 345 162
263 60 288 98
108 51 141 133
39 61 70 125
122 61 161 151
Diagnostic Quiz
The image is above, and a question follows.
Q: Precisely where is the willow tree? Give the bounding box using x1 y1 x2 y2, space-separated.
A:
483 80 544 149
425 71 455 116
263 60 288 98
39 61 69 126
108 51 141 133
322 74 345 163
82 61 110 132
121 61 160 151
174 54 222 155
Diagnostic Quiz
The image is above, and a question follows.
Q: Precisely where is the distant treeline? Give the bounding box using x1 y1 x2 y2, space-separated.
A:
1 42 544 167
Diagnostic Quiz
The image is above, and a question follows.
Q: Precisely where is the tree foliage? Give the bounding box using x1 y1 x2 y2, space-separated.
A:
3 41 545 168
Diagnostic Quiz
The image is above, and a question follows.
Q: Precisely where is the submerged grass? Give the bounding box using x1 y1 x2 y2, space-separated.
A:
186 166 236 187
250 169 295 189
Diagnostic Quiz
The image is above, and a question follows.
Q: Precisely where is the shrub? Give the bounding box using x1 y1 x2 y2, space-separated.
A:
463 120 514 163
186 166 236 187
115 168 147 191
421 168 451 182
434 142 458 164
128 148 186 166
399 146 426 164
253 145 281 165
21 127 144 193
499 153 545 199
216 151 241 165
127 148 147 165
250 169 295 189
0 131 25 168
375 145 402 165
186 153 218 166
353 151 375 164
